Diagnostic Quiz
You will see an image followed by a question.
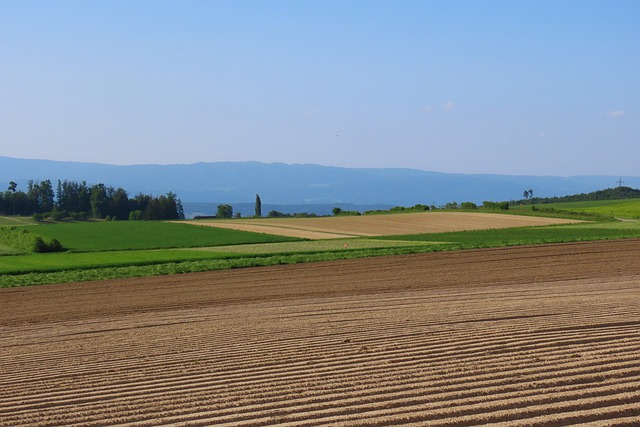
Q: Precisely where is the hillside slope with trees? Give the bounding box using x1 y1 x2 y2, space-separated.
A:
513 186 640 205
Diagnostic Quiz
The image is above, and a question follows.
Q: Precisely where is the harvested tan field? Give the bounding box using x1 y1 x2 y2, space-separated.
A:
183 212 583 239
1 239 639 426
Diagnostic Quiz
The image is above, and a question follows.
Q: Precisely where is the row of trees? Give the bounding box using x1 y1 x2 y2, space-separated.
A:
1 180 184 220
514 186 640 205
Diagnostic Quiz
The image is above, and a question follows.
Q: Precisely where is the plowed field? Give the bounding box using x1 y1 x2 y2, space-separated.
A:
184 212 582 239
1 240 639 426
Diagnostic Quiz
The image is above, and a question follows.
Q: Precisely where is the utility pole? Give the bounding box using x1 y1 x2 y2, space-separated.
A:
617 179 625 187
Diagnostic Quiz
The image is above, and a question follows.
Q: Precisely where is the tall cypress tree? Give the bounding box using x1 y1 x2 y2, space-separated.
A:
255 194 262 217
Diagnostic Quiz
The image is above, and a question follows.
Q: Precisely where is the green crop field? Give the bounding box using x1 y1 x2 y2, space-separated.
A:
22 220 301 251
511 199 640 219
0 243 20 255
375 220 640 247
0 216 36 226
0 249 241 275
192 238 437 254
542 199 640 219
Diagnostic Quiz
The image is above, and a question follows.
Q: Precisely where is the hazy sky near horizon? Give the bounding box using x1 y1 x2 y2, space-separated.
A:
1 1 638 176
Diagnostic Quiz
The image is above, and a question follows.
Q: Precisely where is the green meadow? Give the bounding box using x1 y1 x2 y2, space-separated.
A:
22 220 300 251
375 220 640 248
511 198 640 219
0 216 36 226
541 199 640 219
0 249 241 275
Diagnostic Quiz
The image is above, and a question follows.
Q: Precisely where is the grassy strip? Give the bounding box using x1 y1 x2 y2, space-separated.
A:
0 216 36 226
488 207 614 221
0 249 241 275
23 221 302 251
190 238 435 254
0 245 454 288
0 243 20 255
508 199 640 220
374 221 640 247
0 240 439 276
539 199 640 219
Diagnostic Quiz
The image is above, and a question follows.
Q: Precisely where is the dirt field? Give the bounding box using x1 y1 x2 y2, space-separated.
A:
183 212 582 239
1 240 639 426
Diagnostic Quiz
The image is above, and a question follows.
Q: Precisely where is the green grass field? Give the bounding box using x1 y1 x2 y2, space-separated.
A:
511 198 640 219
192 238 436 254
0 216 36 226
0 249 242 275
22 220 301 251
542 199 640 219
375 220 640 247
0 243 20 255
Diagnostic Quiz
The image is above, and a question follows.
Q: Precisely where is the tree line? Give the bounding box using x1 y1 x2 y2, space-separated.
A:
512 186 640 206
1 179 184 220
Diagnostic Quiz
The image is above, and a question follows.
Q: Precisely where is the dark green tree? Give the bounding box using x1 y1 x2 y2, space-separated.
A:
255 194 262 217
109 188 130 220
8 181 17 215
143 192 182 220
90 184 108 218
217 204 233 218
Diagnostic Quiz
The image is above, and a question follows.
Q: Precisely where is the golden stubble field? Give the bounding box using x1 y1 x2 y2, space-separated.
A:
1 239 639 426
182 212 583 239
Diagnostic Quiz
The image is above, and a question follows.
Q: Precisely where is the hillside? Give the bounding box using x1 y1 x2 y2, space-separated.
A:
2 157 639 210
518 186 640 205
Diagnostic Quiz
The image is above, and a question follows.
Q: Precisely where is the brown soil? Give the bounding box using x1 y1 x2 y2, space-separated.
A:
1 239 639 426
182 212 582 239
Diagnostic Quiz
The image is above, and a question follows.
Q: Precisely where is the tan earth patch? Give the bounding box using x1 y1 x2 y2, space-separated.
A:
180 212 583 239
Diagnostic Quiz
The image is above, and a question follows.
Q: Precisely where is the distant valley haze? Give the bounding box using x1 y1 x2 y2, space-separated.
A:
1 156 638 218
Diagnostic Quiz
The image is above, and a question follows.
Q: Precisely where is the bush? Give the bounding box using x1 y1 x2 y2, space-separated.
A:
49 209 66 221
482 201 509 210
0 226 65 253
412 204 429 211
33 236 63 253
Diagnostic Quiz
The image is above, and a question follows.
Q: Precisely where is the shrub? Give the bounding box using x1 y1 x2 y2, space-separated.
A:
412 204 430 211
482 201 509 210
33 236 63 253
0 226 65 253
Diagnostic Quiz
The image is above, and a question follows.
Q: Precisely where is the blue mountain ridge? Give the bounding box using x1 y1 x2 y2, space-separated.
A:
1 156 638 217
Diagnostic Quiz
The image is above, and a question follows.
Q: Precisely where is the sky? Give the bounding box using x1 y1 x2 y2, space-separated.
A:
1 0 638 176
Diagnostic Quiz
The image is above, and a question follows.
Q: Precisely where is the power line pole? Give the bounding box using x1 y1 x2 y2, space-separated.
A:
617 179 625 187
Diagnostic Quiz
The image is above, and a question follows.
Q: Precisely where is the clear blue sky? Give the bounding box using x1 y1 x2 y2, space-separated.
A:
1 0 638 176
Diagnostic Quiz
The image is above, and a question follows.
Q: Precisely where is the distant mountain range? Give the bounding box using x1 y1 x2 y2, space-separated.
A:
1 156 638 218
